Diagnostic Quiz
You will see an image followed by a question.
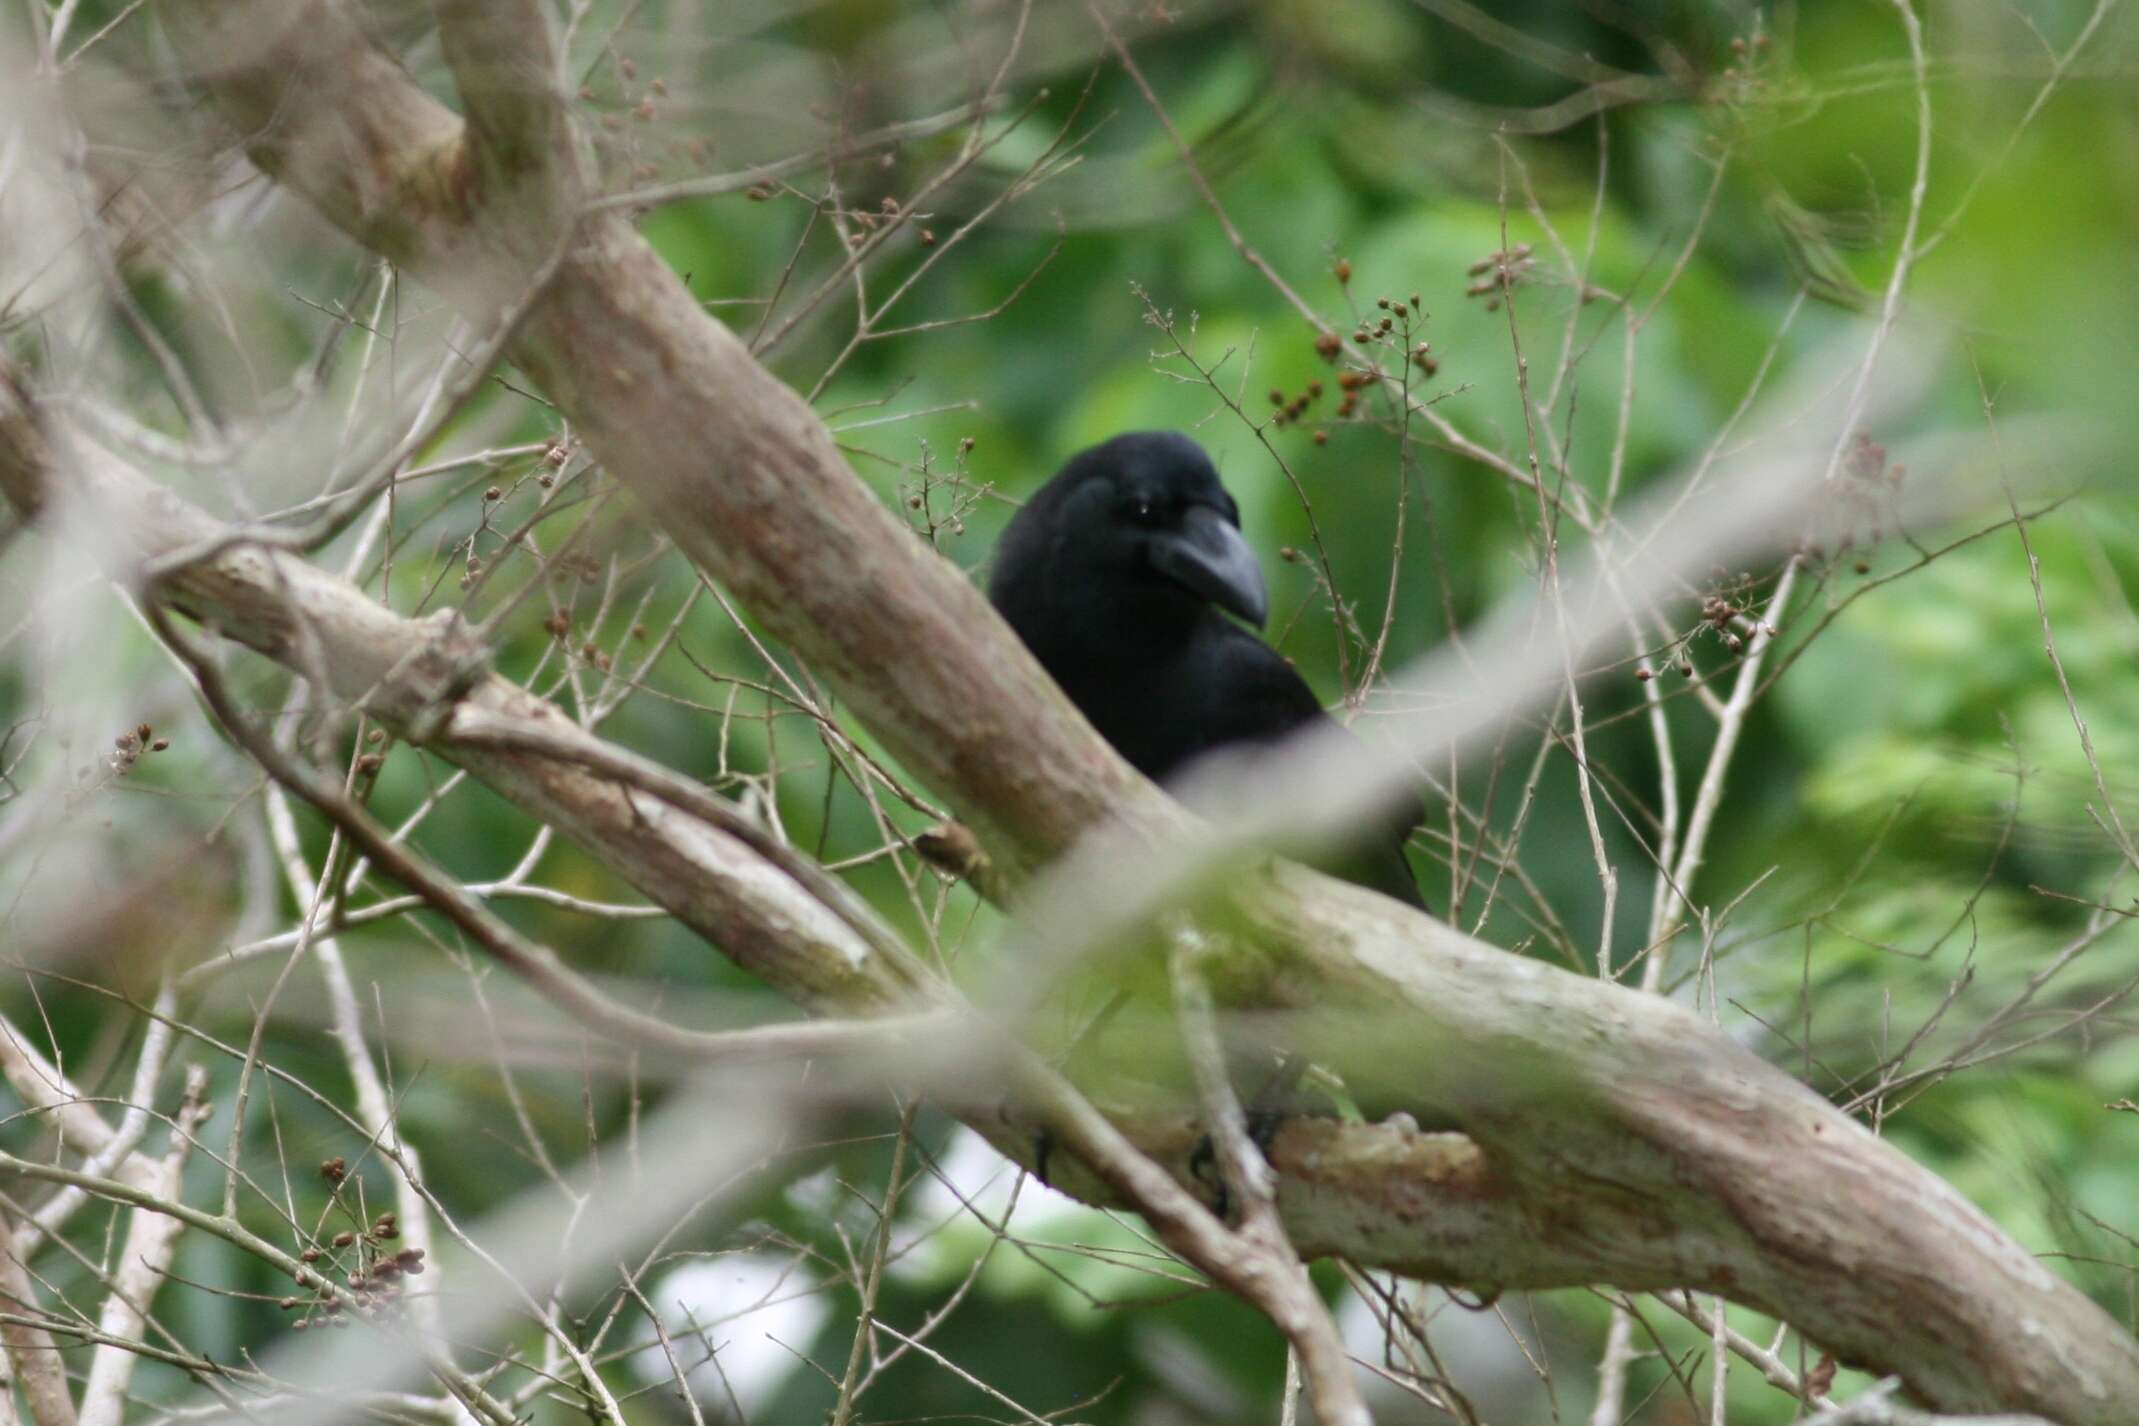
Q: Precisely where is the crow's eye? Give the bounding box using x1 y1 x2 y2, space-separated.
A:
1127 498 1162 527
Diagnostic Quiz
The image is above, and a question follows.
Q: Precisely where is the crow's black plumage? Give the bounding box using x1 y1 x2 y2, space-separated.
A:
989 431 1424 908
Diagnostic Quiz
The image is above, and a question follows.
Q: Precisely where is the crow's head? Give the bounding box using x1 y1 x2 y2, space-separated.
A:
990 431 1268 639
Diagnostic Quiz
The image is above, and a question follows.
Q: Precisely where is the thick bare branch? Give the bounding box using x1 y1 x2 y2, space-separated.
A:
0 368 916 1016
158 0 1145 873
433 0 578 193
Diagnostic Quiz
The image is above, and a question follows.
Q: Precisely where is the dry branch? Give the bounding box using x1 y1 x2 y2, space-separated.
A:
76 1068 210 1426
0 1209 75 1426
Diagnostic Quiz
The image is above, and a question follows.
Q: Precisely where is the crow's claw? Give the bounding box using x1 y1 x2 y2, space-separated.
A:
1186 1108 1289 1223
1186 1131 1229 1219
1032 1127 1055 1187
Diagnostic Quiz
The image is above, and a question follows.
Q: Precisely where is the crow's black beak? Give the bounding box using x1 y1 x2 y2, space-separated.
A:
1149 505 1269 628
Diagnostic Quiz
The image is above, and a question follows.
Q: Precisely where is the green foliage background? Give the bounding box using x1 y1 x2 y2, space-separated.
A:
4 1 2139 1422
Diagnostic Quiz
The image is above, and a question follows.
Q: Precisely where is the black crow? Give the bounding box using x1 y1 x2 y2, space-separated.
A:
989 431 1424 908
